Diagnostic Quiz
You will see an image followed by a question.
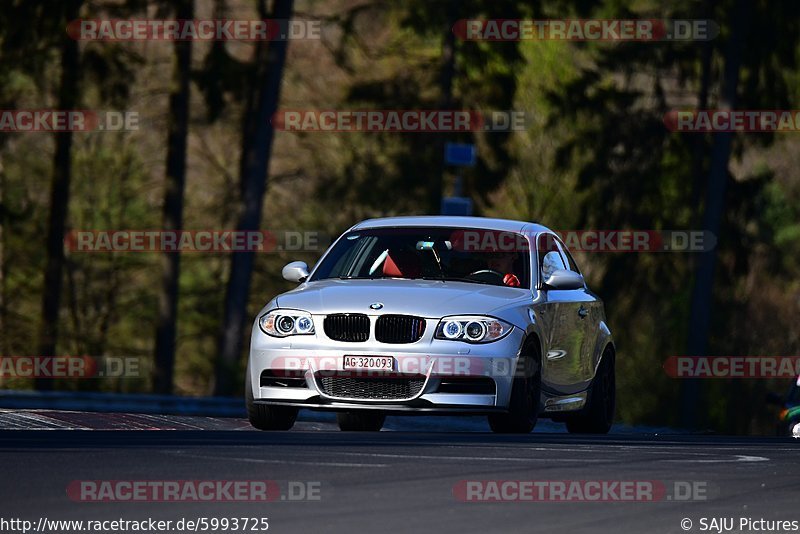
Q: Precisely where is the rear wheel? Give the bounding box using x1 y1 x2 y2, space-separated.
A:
245 374 298 431
337 411 386 431
489 345 541 434
566 349 615 434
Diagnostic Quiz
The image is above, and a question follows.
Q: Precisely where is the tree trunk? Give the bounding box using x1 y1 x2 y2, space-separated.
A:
431 0 457 214
214 0 294 395
682 0 751 429
688 0 717 212
36 0 82 391
153 0 194 394
0 157 5 356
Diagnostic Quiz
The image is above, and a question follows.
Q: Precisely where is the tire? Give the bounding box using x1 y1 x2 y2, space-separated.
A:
488 344 541 434
337 411 386 431
245 374 298 431
566 349 615 434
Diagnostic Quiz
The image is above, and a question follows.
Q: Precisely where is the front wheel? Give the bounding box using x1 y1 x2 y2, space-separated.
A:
337 411 386 431
565 350 615 434
489 352 541 434
245 375 298 431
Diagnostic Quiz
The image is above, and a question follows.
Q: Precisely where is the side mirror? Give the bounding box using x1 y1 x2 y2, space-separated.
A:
282 261 309 283
765 392 785 406
543 269 584 290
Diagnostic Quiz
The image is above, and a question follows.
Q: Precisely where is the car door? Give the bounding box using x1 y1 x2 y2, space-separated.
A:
553 237 598 388
535 233 574 393
537 233 594 394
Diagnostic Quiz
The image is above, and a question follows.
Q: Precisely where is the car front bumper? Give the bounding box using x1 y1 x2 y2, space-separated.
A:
247 320 525 413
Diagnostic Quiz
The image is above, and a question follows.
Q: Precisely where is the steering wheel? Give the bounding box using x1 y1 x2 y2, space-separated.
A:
466 269 506 285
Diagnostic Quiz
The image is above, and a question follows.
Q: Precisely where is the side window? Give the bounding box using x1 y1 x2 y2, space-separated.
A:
555 239 581 275
537 233 566 281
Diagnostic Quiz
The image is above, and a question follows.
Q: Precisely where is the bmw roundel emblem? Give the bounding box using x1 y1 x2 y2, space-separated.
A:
369 302 384 310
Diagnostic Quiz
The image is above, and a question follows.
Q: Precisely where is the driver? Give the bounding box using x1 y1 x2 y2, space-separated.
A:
486 253 521 287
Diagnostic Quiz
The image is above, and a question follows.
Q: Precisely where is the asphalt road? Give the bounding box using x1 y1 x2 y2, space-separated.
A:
0 411 797 534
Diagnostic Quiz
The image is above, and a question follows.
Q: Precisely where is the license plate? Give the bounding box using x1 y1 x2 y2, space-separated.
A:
343 356 395 371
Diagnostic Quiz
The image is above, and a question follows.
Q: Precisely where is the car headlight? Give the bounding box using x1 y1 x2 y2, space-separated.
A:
259 310 315 337
434 316 512 343
792 422 800 439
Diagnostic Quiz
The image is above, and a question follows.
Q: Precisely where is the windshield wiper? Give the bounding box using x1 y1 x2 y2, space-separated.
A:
440 277 495 286
338 275 380 280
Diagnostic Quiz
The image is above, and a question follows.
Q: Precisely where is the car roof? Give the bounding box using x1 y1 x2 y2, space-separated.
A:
351 216 552 234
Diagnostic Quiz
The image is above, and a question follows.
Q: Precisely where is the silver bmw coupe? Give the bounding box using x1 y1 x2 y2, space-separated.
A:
246 216 615 433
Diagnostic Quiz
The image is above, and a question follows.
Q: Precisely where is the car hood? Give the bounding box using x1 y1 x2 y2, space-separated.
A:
274 278 529 318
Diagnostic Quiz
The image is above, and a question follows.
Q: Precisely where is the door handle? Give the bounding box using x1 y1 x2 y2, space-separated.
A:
578 306 588 318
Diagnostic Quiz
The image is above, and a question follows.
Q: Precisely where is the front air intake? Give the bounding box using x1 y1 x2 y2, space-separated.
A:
316 372 426 400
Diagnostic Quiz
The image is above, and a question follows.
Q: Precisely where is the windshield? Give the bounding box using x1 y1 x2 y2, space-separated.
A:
310 227 530 288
